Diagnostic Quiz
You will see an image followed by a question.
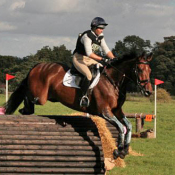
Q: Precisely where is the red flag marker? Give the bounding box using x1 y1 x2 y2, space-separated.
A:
155 79 164 85
154 78 164 138
6 74 15 81
5 74 15 102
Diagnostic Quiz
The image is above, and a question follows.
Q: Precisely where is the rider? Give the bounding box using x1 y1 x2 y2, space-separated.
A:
73 17 115 107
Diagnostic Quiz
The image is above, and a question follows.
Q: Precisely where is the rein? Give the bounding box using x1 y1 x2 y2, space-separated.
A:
103 71 119 90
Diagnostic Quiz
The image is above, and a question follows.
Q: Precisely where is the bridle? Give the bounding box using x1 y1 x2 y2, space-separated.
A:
102 60 151 95
134 61 151 96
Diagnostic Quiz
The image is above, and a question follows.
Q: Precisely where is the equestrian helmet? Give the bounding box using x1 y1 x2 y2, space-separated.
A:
91 17 108 29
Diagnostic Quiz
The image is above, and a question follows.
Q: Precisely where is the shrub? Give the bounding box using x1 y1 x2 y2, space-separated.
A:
0 88 5 94
150 88 172 103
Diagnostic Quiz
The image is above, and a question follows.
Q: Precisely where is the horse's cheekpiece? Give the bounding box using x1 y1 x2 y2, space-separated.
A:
63 64 101 89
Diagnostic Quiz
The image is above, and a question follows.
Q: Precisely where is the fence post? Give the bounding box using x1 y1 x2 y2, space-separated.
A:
136 118 142 133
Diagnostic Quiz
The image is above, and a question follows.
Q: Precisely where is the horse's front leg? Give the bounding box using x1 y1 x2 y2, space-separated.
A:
114 109 132 157
122 115 132 155
101 107 126 159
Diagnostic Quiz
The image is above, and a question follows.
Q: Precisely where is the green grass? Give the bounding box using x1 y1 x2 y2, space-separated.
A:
0 94 175 175
111 100 175 175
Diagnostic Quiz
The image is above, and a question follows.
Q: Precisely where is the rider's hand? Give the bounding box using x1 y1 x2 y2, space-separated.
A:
101 57 111 66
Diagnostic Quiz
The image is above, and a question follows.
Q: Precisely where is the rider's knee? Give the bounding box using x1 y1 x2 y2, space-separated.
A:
87 74 92 81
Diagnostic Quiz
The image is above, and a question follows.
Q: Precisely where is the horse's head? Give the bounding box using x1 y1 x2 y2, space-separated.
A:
134 52 153 97
105 52 153 97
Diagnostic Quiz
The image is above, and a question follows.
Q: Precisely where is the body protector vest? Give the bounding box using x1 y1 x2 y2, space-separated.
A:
73 30 104 56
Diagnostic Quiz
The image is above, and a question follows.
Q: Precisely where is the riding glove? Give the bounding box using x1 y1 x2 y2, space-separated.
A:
101 58 111 66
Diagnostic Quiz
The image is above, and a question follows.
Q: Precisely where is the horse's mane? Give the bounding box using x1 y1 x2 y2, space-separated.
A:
110 52 137 66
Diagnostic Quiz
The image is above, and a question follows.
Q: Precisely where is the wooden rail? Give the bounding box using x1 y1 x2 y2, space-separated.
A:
125 113 155 133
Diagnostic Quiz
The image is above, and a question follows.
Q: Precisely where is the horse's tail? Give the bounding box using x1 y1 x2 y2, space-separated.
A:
5 77 28 114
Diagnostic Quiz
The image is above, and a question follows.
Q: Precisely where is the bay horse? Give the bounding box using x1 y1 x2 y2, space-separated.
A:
5 52 153 159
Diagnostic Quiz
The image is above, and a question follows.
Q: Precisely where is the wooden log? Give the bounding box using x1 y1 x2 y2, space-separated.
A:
0 126 99 132
0 135 101 141
0 124 99 130
0 120 97 126
0 139 102 145
0 150 103 156
0 145 102 151
0 155 103 161
0 130 99 136
0 167 104 174
0 161 103 168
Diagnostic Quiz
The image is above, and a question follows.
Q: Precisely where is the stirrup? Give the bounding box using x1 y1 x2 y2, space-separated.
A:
80 95 90 107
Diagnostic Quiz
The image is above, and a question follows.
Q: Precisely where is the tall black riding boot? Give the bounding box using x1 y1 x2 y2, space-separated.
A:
80 78 91 107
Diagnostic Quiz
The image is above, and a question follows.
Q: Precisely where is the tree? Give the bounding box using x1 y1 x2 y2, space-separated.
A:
0 56 21 84
112 35 153 58
151 37 175 95
0 45 73 91
52 45 72 67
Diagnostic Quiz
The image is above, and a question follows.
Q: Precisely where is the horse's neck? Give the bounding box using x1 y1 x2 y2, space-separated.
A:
121 59 136 78
108 59 136 84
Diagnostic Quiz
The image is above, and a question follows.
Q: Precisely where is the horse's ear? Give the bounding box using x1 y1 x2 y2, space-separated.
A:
147 52 153 62
138 51 146 61
141 51 146 57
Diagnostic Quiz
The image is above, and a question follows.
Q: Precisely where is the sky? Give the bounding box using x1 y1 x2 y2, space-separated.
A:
0 0 175 58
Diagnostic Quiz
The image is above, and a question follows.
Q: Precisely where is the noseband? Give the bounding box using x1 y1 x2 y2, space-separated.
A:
134 61 150 94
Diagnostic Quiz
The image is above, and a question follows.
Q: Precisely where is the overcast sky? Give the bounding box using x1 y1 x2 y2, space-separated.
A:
0 0 175 58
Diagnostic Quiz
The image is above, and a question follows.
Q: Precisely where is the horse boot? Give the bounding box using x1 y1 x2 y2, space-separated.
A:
123 144 130 156
113 146 126 159
80 78 91 107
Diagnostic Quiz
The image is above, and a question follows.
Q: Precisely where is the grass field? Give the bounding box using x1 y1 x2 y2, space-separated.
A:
0 94 174 175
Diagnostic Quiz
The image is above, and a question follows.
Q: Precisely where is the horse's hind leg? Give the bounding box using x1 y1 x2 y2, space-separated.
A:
19 96 34 115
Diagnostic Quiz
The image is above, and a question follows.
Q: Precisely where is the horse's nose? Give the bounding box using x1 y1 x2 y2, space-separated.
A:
145 91 152 97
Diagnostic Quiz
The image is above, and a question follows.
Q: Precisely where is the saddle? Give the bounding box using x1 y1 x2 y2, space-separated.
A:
63 64 102 89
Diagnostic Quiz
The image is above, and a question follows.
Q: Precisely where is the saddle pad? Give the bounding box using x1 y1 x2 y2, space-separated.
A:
63 69 101 89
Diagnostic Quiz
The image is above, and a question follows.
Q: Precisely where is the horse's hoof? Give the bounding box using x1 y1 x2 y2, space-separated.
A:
113 149 126 159
19 108 33 115
124 145 129 155
113 149 119 159
119 150 126 159
19 108 24 114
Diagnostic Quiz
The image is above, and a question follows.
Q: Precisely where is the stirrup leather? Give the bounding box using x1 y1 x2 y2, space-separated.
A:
80 95 90 107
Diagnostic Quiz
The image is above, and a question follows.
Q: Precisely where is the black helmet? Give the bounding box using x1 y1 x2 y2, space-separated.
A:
91 17 108 29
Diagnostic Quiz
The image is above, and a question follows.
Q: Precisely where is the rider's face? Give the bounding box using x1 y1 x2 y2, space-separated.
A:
95 28 104 36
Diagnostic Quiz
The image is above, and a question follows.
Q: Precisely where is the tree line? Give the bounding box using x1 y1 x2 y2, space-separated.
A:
0 35 175 95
